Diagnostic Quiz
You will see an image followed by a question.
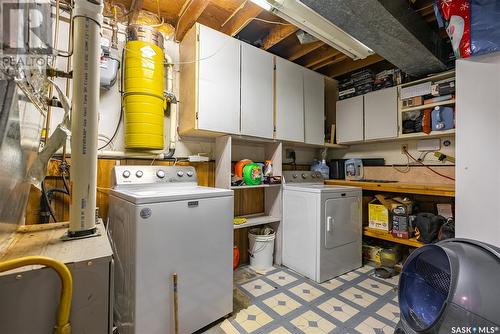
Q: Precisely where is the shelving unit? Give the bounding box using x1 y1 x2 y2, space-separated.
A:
400 99 455 112
398 70 456 139
398 129 456 140
234 214 281 230
215 135 283 265
231 184 281 190
363 227 423 248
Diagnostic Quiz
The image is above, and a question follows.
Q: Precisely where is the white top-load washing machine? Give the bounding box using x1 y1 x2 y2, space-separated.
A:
108 165 233 334
282 171 362 283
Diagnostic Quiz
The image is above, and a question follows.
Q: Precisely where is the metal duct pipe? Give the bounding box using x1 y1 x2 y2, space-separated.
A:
69 0 103 238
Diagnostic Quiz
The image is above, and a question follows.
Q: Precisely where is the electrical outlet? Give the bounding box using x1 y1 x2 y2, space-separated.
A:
401 144 408 154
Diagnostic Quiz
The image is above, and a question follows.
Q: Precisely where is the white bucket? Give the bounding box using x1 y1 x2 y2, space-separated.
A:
248 228 276 272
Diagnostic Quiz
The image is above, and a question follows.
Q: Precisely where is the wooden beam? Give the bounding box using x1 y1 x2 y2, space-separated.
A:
285 40 324 61
311 54 348 71
302 48 341 68
175 0 210 42
262 24 298 50
221 2 263 36
322 54 384 78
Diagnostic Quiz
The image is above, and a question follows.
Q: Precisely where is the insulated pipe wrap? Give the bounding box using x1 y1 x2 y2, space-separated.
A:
123 26 165 150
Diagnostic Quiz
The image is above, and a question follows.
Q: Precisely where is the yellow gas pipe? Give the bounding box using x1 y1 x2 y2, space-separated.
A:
0 256 73 334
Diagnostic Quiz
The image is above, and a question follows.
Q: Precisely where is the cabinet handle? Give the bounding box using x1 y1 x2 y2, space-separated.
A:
327 216 334 232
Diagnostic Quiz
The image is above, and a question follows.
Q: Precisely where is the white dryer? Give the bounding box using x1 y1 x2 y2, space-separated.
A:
282 171 362 283
108 165 233 334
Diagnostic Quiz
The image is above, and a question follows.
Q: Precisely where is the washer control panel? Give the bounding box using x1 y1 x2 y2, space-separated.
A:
283 171 324 184
113 166 197 186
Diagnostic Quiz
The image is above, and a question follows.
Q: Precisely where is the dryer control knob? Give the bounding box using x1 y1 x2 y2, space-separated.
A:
136 170 143 178
156 170 165 178
292 174 298 179
122 170 131 178
311 174 316 178
187 171 194 177
177 171 184 177
301 173 307 179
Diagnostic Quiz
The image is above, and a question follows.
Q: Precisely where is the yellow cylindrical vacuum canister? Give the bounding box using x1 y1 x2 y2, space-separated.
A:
123 25 165 149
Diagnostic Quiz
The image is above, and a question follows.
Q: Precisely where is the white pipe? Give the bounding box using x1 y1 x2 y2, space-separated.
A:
69 0 103 237
165 53 177 153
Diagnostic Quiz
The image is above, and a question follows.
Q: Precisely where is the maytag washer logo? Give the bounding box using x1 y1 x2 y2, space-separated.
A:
451 327 500 334
1 0 54 72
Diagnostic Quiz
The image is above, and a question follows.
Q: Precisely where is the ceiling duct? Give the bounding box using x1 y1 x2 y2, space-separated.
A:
298 0 450 76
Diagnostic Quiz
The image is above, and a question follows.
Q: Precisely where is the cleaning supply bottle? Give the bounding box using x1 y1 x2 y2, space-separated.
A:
317 159 330 179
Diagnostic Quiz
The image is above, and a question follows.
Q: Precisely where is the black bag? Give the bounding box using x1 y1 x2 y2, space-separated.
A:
414 213 446 244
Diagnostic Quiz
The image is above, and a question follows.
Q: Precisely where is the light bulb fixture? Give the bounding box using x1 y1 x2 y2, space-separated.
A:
251 0 373 60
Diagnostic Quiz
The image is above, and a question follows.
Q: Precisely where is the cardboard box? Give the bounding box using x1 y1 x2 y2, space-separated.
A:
368 200 391 231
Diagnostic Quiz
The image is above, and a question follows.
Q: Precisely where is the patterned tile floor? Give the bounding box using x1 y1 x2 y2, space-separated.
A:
218 265 400 334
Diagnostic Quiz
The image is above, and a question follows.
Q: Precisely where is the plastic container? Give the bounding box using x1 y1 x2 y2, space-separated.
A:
312 159 330 179
242 163 262 185
248 227 275 272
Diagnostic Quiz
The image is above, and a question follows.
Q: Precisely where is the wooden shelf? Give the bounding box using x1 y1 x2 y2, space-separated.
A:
234 214 280 229
401 99 455 112
324 143 348 149
231 184 281 190
398 129 455 139
400 70 455 88
324 180 455 197
363 227 423 248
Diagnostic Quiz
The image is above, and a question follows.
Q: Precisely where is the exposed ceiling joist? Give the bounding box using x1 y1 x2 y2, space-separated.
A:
221 1 263 36
322 54 384 78
175 0 211 41
311 54 347 71
262 24 298 50
302 48 341 68
286 40 324 61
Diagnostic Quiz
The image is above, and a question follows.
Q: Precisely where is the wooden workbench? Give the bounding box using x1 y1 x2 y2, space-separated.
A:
324 180 455 197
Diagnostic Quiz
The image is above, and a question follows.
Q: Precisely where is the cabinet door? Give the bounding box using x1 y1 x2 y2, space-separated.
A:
364 87 398 140
275 57 304 142
198 25 240 134
304 69 325 145
336 96 364 143
240 43 274 138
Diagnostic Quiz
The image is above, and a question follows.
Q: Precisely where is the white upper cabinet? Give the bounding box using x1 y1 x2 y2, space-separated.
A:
275 57 305 142
336 95 364 143
304 69 325 145
179 24 240 136
197 25 241 134
364 87 398 140
240 43 274 139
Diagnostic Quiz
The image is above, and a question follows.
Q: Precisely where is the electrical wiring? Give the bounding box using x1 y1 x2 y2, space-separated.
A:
403 147 455 181
98 48 124 151
392 153 411 173
98 107 123 151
